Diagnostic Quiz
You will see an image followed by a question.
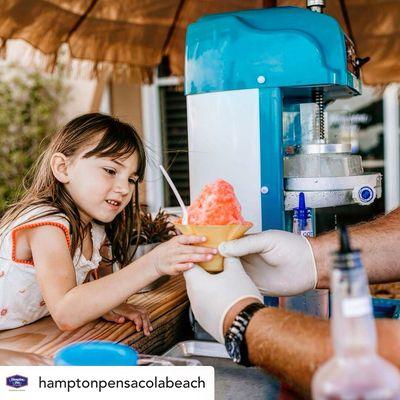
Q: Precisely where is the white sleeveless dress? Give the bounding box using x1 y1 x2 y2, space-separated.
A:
0 206 106 330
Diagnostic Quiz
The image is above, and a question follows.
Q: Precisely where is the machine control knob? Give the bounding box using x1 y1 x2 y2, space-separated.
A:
352 185 376 205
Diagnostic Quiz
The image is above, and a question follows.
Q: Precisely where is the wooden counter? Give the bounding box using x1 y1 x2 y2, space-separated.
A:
0 275 190 358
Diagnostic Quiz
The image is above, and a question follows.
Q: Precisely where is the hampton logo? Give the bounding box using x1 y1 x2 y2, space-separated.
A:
6 374 28 389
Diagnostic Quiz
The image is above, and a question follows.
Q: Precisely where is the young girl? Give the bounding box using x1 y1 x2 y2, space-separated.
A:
0 113 216 334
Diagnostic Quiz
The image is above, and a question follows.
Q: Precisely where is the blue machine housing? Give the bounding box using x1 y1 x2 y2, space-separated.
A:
185 7 360 96
185 7 395 314
185 6 361 231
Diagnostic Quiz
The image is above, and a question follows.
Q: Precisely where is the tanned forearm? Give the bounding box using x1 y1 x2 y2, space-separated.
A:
310 207 400 288
224 302 400 399
246 308 330 399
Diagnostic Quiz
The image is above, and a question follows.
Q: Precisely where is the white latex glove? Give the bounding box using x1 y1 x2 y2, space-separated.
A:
219 230 317 296
184 257 263 343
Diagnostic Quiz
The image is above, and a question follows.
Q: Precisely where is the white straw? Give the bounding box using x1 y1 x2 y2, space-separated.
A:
159 165 188 225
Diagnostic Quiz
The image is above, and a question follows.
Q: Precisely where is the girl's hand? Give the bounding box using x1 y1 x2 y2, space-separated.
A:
145 235 218 276
102 304 153 336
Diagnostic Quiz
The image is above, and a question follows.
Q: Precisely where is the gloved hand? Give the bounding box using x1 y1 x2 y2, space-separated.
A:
184 257 262 343
219 230 317 296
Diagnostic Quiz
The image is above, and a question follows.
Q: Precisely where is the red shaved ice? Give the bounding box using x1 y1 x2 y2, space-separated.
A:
186 179 246 225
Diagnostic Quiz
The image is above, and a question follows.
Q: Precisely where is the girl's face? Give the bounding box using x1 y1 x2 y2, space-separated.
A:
63 144 139 226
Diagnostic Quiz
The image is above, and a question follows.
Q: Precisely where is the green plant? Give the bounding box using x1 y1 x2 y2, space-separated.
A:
131 206 178 245
0 63 68 214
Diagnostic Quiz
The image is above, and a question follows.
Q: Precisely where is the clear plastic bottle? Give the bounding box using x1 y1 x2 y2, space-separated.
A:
282 192 329 318
312 227 400 400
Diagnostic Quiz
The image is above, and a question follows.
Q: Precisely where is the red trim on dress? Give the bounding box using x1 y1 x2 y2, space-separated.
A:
11 222 71 266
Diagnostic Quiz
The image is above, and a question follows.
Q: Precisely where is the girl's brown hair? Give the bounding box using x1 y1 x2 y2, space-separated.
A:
0 113 146 267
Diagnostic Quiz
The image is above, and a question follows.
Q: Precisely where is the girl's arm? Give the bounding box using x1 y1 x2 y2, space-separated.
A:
96 240 153 335
27 225 214 331
28 225 159 330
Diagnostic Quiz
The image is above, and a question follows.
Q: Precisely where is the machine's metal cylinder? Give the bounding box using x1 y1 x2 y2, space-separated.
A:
307 0 325 13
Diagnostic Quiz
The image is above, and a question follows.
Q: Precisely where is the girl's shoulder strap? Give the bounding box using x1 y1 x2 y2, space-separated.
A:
4 205 70 236
0 205 72 265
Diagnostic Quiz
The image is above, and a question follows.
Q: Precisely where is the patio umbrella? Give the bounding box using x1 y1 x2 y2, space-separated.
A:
0 0 399 85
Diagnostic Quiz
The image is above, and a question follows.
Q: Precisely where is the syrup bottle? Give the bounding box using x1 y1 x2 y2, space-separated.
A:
312 226 400 399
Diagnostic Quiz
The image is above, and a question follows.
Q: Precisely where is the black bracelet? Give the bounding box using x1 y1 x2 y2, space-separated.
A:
224 302 266 367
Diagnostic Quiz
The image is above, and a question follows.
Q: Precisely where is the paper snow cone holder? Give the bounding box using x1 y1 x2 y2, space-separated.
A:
175 223 252 273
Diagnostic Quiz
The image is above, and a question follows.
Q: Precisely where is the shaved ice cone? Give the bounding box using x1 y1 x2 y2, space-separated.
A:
175 179 252 272
175 223 252 273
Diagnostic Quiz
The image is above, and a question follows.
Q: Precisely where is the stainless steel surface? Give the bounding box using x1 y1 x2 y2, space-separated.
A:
166 341 230 359
164 341 280 399
298 143 351 154
307 0 325 12
284 153 364 178
285 189 354 209
284 184 382 210
138 354 202 366
285 173 381 191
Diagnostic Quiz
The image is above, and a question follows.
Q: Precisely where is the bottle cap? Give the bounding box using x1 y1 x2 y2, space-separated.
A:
333 225 361 269
293 192 310 220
